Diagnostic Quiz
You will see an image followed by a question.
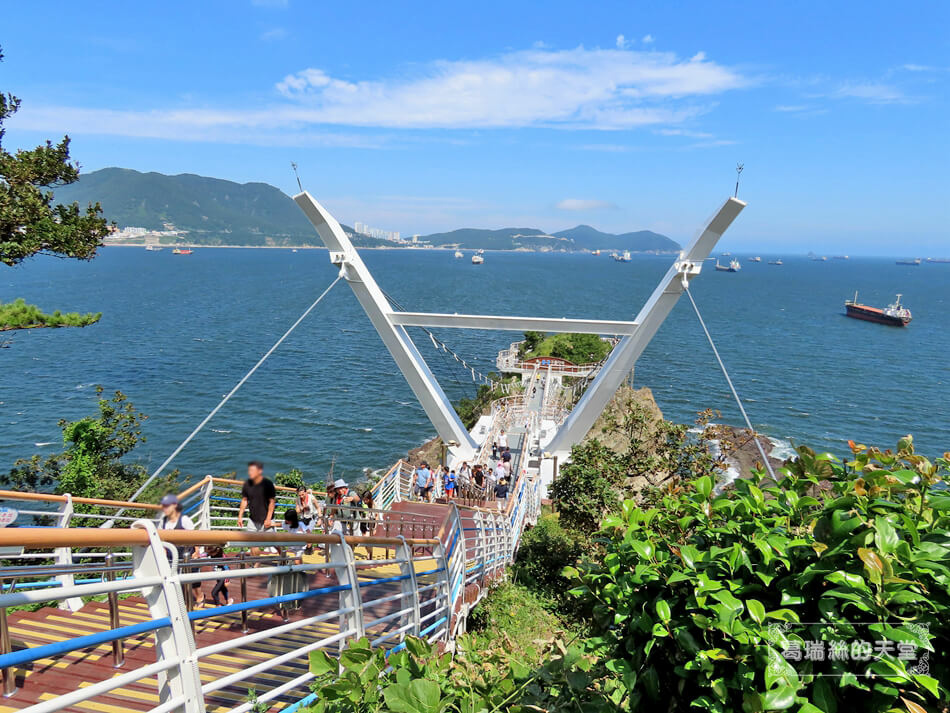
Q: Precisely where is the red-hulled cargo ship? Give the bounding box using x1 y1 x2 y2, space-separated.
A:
844 292 912 327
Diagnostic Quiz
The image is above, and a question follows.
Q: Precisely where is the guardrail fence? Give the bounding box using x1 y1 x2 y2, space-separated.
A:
0 457 540 713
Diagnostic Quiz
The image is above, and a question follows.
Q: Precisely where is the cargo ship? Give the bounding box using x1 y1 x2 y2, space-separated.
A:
844 292 912 327
172 248 193 255
715 259 741 272
896 258 921 266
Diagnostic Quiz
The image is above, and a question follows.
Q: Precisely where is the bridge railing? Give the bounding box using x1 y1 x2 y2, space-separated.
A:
0 526 452 712
0 466 543 711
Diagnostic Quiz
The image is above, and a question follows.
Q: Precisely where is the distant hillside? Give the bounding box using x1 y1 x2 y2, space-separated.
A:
422 224 679 252
54 168 390 247
53 168 680 251
552 225 679 252
419 227 572 251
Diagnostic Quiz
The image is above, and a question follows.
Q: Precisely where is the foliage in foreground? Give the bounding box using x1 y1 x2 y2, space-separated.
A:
2 387 178 515
566 437 949 712
550 406 721 534
513 512 585 601
1 46 110 267
0 298 101 331
305 635 620 713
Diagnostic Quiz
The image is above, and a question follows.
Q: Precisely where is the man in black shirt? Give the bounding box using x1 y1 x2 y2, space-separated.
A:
238 461 276 558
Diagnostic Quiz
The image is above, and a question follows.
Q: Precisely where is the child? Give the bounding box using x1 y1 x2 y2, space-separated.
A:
282 509 307 564
444 469 457 500
208 546 234 606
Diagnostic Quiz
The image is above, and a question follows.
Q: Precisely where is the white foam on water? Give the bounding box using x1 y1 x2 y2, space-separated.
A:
768 436 796 461
33 441 54 447
211 429 232 434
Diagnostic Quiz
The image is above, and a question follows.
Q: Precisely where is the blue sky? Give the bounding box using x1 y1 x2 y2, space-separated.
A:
2 0 948 253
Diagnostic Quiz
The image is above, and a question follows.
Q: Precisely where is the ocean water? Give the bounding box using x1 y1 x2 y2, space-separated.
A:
2 249 948 486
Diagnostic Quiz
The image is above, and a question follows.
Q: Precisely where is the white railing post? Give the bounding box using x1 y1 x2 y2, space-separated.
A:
396 536 421 638
475 511 488 587
132 519 206 713
431 539 452 643
54 494 83 612
200 477 213 531
330 534 365 642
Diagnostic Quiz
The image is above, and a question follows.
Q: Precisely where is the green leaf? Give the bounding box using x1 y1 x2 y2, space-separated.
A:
695 475 713 499
874 517 900 554
383 679 443 713
811 676 836 713
761 685 797 710
747 598 766 624
309 648 336 675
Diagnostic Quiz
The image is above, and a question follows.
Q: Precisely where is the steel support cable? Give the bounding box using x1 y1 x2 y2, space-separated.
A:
119 275 344 510
380 287 498 388
683 285 777 481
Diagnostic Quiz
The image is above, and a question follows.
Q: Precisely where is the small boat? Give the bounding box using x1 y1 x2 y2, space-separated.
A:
172 248 193 255
471 254 484 264
721 252 732 257
292 248 299 253
896 258 921 266
454 251 464 259
833 255 849 260
477 249 485 254
715 259 741 272
145 244 163 252
613 250 631 263
845 292 911 326
591 249 601 256
926 257 950 263
748 256 761 263
768 259 783 265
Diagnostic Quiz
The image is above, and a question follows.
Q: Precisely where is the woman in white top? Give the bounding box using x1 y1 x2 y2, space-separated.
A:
295 486 321 532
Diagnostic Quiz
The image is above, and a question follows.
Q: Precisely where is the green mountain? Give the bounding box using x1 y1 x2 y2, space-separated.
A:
53 168 679 251
552 224 679 252
53 167 392 247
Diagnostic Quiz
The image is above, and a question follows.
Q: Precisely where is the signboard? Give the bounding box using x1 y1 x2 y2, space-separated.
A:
0 506 17 527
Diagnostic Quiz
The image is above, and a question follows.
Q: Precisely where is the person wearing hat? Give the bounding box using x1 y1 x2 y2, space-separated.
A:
327 478 362 535
158 494 205 605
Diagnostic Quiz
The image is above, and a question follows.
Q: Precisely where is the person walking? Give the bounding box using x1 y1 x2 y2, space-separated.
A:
207 546 234 607
443 469 457 500
359 491 381 560
159 494 205 606
328 479 362 535
237 461 277 560
494 477 509 511
497 429 508 451
414 463 432 501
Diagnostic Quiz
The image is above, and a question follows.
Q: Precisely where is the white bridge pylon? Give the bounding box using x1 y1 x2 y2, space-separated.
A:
294 191 745 458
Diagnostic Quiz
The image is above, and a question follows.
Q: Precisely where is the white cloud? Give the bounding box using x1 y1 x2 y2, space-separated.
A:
833 81 908 104
615 34 626 49
260 27 288 41
10 44 750 143
556 198 616 211
642 34 654 44
273 45 749 129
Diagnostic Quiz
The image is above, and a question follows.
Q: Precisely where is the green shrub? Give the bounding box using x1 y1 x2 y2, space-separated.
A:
549 439 628 534
514 513 584 597
305 635 620 713
0 298 100 330
566 437 949 712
